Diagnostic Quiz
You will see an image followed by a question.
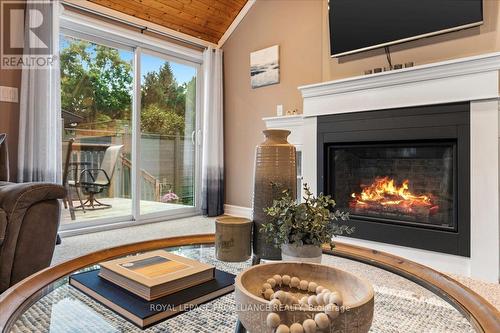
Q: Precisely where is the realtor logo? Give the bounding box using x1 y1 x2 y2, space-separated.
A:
1 0 55 68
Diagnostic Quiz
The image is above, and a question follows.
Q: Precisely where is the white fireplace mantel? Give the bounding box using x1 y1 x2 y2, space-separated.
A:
264 53 500 282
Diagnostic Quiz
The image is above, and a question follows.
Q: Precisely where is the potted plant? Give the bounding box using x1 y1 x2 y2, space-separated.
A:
261 183 353 263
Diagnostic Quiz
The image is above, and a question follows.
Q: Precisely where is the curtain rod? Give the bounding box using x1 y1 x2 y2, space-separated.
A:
61 1 209 49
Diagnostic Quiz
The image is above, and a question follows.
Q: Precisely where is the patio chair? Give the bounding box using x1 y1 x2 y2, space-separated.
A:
72 144 124 211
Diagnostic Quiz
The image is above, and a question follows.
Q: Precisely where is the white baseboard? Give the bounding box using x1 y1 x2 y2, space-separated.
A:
224 204 252 219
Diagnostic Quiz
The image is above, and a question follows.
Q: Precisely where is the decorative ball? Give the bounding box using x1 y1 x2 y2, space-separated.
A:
290 277 300 288
276 324 290 333
302 319 317 333
324 303 339 320
273 274 282 286
290 323 304 333
264 288 274 300
269 298 281 310
282 275 291 286
329 292 343 306
321 289 331 294
299 280 309 291
320 292 331 305
299 296 309 306
307 295 318 306
316 292 325 306
274 290 288 304
261 283 272 292
314 313 330 329
308 282 318 293
316 285 325 294
266 312 281 328
267 278 277 288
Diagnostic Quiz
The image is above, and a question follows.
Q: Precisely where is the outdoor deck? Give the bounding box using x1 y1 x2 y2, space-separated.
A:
60 197 189 225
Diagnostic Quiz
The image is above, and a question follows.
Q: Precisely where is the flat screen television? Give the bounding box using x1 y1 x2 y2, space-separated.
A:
329 0 483 57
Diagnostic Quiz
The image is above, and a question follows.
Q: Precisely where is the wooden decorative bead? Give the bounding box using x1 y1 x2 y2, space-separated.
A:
267 278 277 288
320 292 331 305
321 289 331 294
316 292 325 306
273 274 282 286
299 280 309 291
314 313 330 329
269 298 281 310
282 275 291 286
261 283 272 292
308 282 318 293
266 312 281 328
290 323 304 333
276 324 290 333
329 292 343 306
299 296 309 306
324 303 339 320
275 290 288 304
302 319 317 333
316 285 325 294
290 277 300 288
264 288 274 300
307 295 318 306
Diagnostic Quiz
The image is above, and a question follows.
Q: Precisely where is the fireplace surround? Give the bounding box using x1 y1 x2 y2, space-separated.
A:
317 103 470 256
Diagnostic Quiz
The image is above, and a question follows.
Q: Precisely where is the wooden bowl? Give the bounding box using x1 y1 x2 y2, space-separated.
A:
234 262 374 333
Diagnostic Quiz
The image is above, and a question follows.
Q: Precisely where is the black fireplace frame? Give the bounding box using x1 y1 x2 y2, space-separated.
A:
317 103 470 256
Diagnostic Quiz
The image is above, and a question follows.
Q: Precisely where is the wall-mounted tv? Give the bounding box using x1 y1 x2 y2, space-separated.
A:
329 0 483 57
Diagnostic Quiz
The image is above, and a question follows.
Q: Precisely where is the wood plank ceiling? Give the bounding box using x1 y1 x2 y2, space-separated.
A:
88 0 248 44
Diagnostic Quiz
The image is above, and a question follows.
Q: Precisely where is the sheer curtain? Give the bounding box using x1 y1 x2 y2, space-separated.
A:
201 47 224 216
18 1 62 183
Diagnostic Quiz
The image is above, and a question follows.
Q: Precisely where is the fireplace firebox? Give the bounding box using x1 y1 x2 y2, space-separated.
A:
317 103 470 256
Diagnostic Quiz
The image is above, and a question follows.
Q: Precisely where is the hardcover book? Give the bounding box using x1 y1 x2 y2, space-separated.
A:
69 269 235 329
99 250 215 300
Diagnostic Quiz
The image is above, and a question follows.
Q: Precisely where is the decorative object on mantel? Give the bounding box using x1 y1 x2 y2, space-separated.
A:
234 261 374 333
215 216 252 262
252 130 297 261
262 183 352 263
250 45 279 88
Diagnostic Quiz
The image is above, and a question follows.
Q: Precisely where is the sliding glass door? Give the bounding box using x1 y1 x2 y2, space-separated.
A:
139 52 199 217
59 31 201 229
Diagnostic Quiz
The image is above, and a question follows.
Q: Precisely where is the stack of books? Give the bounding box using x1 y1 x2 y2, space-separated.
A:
70 250 235 328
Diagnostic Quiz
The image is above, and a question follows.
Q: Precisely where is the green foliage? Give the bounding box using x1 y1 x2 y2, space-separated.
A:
261 183 353 248
60 39 133 124
141 104 185 136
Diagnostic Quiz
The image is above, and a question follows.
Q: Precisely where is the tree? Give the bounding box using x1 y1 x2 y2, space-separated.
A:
141 104 185 136
60 38 133 126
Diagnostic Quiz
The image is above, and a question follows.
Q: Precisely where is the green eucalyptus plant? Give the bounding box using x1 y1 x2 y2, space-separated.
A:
261 183 354 248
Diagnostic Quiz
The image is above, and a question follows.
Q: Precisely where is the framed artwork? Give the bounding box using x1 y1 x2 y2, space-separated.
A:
250 45 279 88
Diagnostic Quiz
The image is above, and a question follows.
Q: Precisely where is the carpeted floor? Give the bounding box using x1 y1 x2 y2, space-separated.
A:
53 215 500 311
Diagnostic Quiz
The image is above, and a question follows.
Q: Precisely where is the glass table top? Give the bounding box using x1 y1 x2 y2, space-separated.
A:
7 245 475 333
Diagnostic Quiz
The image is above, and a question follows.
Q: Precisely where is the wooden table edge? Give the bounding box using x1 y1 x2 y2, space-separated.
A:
0 235 498 332
324 242 500 333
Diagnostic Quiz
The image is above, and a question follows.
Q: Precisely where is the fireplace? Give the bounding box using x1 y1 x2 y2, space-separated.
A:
318 103 470 256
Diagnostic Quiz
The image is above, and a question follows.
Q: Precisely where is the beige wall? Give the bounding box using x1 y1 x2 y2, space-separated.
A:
223 0 500 208
223 0 323 207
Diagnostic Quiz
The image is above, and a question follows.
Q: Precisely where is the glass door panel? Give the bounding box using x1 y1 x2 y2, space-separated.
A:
60 34 134 226
139 52 198 216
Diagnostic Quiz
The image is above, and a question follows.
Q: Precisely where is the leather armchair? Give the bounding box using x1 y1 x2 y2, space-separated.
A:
0 181 66 293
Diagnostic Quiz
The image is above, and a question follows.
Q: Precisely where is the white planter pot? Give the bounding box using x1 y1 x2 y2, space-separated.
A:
281 244 322 263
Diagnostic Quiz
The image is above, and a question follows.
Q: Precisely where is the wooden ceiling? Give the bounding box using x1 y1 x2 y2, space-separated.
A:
88 0 248 44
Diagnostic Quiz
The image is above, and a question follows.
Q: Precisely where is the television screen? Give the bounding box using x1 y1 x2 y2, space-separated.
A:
329 0 483 57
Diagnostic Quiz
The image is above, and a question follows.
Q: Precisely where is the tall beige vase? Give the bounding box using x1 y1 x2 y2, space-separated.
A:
252 129 297 260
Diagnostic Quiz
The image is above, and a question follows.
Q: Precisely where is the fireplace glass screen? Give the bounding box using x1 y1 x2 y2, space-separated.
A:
328 141 456 229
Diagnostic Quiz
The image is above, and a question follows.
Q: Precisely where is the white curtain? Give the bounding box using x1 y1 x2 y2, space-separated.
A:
18 1 62 183
201 47 224 216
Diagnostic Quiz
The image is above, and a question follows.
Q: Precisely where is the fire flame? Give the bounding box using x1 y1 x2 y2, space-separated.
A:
350 177 438 214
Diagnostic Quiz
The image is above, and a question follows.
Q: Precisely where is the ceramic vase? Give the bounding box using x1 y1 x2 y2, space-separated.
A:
252 129 297 260
281 243 323 263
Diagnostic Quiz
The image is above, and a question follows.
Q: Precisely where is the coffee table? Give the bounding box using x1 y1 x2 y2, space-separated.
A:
1 234 498 332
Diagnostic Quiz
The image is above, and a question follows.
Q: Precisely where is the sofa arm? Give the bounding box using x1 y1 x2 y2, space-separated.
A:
0 182 66 218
